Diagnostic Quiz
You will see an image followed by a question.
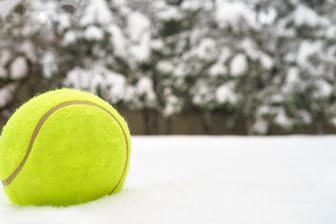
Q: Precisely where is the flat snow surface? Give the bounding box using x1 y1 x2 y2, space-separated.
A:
1 136 336 224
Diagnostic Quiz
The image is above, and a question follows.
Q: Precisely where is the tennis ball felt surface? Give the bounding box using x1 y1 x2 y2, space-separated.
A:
0 88 131 206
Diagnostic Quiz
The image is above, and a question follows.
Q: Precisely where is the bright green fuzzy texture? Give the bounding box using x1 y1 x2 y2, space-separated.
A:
0 88 131 206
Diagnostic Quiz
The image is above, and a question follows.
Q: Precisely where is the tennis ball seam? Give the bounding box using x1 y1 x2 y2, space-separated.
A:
1 100 129 194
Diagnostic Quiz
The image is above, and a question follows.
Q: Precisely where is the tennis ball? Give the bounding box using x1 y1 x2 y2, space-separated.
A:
0 88 131 206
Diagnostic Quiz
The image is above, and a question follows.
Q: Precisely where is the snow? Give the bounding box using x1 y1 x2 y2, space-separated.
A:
64 67 128 104
80 0 113 26
0 0 20 18
163 90 181 117
258 7 277 25
283 67 300 93
325 26 336 39
57 14 71 31
181 0 204 11
19 41 36 63
0 67 7 78
230 53 248 76
252 118 268 134
127 12 151 63
297 41 322 68
107 25 127 59
127 12 151 43
84 26 104 41
209 63 227 77
150 39 164 51
0 50 11 67
218 47 231 64
274 108 292 129
103 71 128 104
32 1 63 28
260 54 274 70
157 6 183 21
9 56 28 80
1 136 336 224
313 79 333 98
129 41 151 64
112 0 126 7
41 53 58 79
216 82 237 104
0 84 16 108
298 110 312 125
135 77 156 107
196 38 217 61
156 60 174 74
239 38 274 70
292 5 329 27
192 82 213 106
215 1 259 32
63 31 78 45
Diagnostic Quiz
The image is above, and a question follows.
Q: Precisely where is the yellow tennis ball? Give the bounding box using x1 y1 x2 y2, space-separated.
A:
0 88 131 206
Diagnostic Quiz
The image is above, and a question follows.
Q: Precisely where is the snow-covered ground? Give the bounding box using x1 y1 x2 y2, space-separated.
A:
1 136 336 224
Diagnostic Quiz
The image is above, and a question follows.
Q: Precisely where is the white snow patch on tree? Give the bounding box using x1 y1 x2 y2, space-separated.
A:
151 39 165 51
157 60 174 75
41 52 58 78
239 38 273 69
293 5 329 27
129 40 151 64
57 14 71 31
65 66 129 104
192 81 213 106
215 1 259 32
258 7 277 25
298 110 312 124
230 54 248 76
157 7 183 21
325 26 336 39
217 47 232 64
9 56 28 80
104 71 128 104
283 67 301 93
181 0 204 11
209 63 227 77
108 25 127 59
0 67 7 78
0 49 12 67
112 0 126 7
297 40 322 68
80 0 113 26
260 54 274 70
20 41 36 62
64 68 92 91
128 12 151 43
173 64 188 78
63 31 78 45
313 79 333 98
127 12 151 63
196 38 217 61
163 88 182 117
252 118 268 134
136 77 157 108
0 0 20 18
32 1 71 31
215 82 237 104
274 108 292 129
0 83 17 108
84 26 104 40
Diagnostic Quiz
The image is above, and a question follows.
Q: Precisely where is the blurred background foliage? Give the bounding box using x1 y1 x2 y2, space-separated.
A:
0 0 336 134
